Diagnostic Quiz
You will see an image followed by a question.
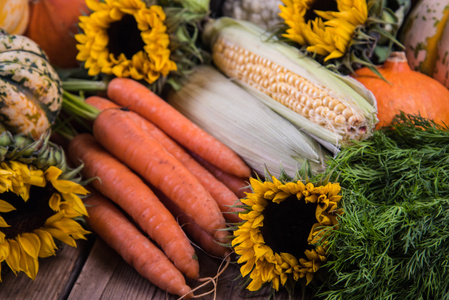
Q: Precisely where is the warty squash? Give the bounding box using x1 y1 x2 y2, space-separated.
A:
0 30 63 140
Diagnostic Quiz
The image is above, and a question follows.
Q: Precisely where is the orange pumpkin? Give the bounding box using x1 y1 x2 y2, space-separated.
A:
24 0 92 68
0 0 30 35
353 51 449 129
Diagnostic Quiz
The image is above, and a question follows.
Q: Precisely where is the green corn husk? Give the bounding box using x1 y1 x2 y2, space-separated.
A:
166 65 331 177
202 17 378 150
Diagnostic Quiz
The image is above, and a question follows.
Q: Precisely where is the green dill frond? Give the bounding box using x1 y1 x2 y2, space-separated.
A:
317 113 449 299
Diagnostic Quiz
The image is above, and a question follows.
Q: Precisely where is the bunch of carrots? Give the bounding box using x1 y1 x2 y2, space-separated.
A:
65 78 252 298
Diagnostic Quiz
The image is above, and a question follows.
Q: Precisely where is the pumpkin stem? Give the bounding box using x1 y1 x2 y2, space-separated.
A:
383 52 411 72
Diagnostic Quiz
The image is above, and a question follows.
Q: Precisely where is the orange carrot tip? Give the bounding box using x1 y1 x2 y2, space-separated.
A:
83 190 193 298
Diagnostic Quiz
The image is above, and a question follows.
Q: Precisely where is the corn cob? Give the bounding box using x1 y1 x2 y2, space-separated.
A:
167 65 329 177
202 17 378 147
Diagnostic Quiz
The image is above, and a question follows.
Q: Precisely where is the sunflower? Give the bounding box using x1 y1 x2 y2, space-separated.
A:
0 162 89 281
0 131 91 281
279 0 368 62
232 173 343 294
278 0 412 74
76 0 177 85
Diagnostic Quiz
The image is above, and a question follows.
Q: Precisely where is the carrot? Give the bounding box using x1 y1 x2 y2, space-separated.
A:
83 189 193 299
91 107 229 243
84 95 122 110
106 77 251 178
152 187 231 258
68 133 199 279
85 95 243 223
190 151 252 199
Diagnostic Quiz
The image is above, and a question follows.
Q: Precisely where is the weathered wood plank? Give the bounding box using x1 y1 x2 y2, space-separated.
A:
69 238 315 299
67 237 121 300
70 238 182 300
0 239 92 300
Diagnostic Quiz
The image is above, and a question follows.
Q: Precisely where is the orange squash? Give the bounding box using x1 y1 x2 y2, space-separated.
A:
24 0 91 68
0 0 30 35
353 51 449 128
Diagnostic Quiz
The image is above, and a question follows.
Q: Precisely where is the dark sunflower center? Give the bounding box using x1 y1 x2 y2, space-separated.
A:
261 195 318 259
304 0 339 22
107 14 146 59
1 185 56 239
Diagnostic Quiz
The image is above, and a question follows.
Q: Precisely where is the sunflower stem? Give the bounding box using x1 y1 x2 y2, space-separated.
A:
62 90 100 121
61 79 108 92
52 90 101 141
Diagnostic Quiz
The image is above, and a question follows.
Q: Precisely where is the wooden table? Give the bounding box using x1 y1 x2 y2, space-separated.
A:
0 235 315 299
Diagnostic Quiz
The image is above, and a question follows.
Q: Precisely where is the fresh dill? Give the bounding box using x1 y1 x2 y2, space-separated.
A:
316 113 449 300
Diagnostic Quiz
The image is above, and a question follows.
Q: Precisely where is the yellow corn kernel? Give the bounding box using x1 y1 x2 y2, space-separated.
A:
212 36 366 138
203 17 377 147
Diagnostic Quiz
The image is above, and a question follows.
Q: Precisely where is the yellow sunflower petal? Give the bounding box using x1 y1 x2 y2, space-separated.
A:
232 168 342 293
279 0 368 58
16 244 38 280
61 193 89 217
76 2 176 84
17 244 30 276
45 211 65 225
44 227 77 248
305 272 314 285
24 251 39 280
5 239 20 274
240 256 256 277
0 200 15 213
247 270 264 291
272 276 280 291
0 216 9 228
46 167 89 195
272 191 289 204
34 229 57 258
48 193 61 212
49 218 90 242
232 231 250 246
17 233 40 258
0 241 10 260
280 252 299 267
237 249 256 264
249 177 269 195
254 244 270 259
26 169 46 188
59 203 85 219
251 214 264 228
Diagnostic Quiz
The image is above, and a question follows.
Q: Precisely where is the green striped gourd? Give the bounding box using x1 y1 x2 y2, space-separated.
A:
400 0 449 88
0 30 63 140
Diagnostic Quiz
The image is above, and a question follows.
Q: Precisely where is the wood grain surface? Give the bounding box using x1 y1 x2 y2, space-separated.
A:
0 236 316 300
